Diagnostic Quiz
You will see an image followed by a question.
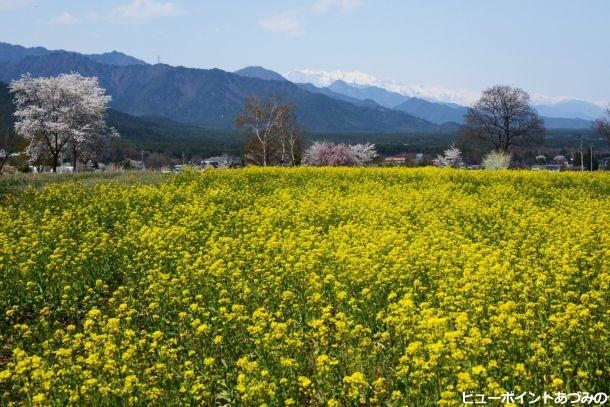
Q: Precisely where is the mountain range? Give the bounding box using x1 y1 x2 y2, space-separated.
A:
283 68 607 121
284 68 602 129
283 78 595 129
0 42 602 133
0 43 446 133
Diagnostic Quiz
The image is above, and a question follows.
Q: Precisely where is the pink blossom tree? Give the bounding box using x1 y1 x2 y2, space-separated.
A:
302 141 377 166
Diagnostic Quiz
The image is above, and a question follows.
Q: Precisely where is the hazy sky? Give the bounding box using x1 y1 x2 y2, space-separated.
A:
0 0 609 101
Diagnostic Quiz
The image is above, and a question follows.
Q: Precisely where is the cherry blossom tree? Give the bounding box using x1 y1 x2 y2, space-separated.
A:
302 141 377 166
63 75 115 171
10 73 113 172
433 145 464 168
302 141 335 166
350 142 377 166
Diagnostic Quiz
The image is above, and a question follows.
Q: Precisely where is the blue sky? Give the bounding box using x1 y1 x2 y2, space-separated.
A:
0 0 609 102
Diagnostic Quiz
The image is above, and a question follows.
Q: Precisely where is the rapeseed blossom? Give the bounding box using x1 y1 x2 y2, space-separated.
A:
0 167 608 405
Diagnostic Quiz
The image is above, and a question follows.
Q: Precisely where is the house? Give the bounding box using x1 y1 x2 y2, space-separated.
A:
553 155 569 165
384 156 407 166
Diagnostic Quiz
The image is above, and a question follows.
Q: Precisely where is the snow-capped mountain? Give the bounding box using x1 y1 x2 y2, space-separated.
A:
283 69 609 119
283 69 480 106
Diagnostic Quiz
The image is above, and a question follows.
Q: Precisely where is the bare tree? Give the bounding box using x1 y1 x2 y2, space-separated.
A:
593 105 610 145
236 96 306 166
235 95 283 166
460 85 545 152
277 103 306 166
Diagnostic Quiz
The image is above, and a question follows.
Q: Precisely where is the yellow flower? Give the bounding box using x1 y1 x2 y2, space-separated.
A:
32 393 45 405
472 365 487 376
298 376 312 389
1 167 608 405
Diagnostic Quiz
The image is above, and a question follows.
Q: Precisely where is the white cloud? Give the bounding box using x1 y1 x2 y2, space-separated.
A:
97 0 183 21
259 14 305 37
0 0 33 11
47 11 79 26
312 0 362 13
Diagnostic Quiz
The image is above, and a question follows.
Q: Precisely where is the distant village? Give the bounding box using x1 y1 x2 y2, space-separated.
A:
4 150 606 174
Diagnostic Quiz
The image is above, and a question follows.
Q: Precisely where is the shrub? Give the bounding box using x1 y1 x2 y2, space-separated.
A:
482 150 511 169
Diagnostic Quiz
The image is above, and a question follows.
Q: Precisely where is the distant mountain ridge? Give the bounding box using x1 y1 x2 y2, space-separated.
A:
0 42 147 66
328 80 409 108
534 100 606 121
234 66 288 82
86 51 148 67
295 83 379 108
234 68 380 108
394 98 468 125
0 48 441 133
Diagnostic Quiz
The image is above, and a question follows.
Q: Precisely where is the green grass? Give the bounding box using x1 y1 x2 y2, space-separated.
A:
0 170 171 200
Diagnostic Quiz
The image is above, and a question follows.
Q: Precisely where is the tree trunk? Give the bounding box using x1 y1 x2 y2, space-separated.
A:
290 137 298 166
51 134 59 173
72 147 78 173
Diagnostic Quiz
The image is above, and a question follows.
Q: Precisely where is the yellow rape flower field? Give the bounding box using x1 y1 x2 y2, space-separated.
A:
0 167 609 406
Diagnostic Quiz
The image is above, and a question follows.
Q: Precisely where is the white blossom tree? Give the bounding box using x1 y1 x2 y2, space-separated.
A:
63 74 115 171
350 142 377 166
10 73 113 172
433 144 464 168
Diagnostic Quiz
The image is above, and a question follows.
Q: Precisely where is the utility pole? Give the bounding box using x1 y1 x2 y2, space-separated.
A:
141 150 145 171
590 146 593 172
